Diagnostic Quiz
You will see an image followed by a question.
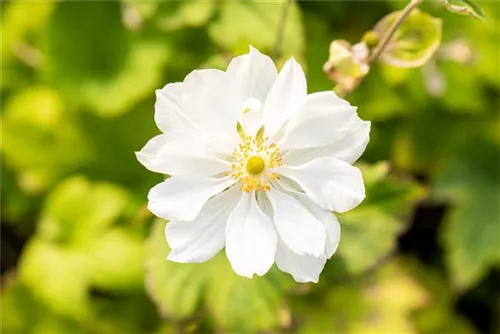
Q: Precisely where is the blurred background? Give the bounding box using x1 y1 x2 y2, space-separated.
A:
1 1 499 333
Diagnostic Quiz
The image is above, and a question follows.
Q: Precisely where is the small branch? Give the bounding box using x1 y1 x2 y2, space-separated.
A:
272 0 293 60
367 0 423 63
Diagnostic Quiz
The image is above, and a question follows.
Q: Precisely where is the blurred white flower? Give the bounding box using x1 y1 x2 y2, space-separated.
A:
137 46 370 283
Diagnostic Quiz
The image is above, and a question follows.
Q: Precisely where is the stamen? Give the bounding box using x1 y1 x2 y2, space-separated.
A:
230 133 283 193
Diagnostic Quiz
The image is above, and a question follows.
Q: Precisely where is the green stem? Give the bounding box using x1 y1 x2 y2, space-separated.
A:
368 0 423 63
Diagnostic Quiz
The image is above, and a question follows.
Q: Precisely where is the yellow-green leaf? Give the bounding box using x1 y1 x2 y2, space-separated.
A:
375 9 442 68
441 0 485 21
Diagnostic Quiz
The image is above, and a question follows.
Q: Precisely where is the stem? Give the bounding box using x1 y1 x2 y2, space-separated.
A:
367 0 423 63
272 0 293 60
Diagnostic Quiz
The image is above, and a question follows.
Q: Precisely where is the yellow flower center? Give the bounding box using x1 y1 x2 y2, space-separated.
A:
246 156 265 175
230 134 282 193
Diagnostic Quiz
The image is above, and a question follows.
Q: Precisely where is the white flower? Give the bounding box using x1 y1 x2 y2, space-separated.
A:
137 46 370 283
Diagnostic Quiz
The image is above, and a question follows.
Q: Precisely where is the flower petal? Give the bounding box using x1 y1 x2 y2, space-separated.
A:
278 157 365 213
273 180 341 258
283 118 370 166
266 189 326 257
225 191 277 278
147 176 236 222
155 83 195 134
136 131 231 176
275 241 326 283
165 186 241 263
279 91 358 151
262 57 307 138
181 69 239 153
226 46 277 103
292 192 341 258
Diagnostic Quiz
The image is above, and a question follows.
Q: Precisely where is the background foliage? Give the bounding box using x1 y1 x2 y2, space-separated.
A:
1 1 499 333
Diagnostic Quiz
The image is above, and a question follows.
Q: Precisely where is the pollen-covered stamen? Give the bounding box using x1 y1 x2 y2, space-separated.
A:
230 133 282 193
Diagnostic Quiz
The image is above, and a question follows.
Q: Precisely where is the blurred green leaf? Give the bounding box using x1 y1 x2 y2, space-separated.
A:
146 219 288 332
1 87 90 191
1 2 54 59
90 292 161 334
375 9 442 68
19 239 91 319
39 176 129 244
335 162 424 275
154 1 216 31
297 259 429 333
146 219 210 319
433 137 500 289
205 254 288 333
43 1 169 116
406 258 476 334
208 0 304 56
1 275 39 333
441 0 485 21
86 228 145 291
1 276 85 334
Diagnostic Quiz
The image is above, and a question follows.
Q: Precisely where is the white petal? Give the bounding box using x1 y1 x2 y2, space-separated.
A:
283 118 370 166
275 241 326 283
147 176 235 222
262 58 307 138
136 131 230 176
291 192 341 258
225 191 277 278
279 91 358 151
155 83 194 133
165 186 241 263
226 46 277 102
181 69 239 153
266 189 326 257
278 157 365 213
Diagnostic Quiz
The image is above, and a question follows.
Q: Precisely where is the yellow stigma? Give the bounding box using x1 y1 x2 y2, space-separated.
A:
246 156 265 175
230 133 283 193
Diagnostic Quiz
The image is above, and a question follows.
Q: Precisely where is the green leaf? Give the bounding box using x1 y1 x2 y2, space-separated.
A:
374 9 442 68
296 259 429 333
205 254 287 333
1 276 39 333
145 219 210 319
334 162 424 275
1 276 85 334
145 219 288 332
153 1 216 31
43 2 169 116
18 239 91 319
208 0 304 56
86 228 145 291
405 258 476 334
39 176 129 244
433 137 500 289
1 87 90 191
441 0 485 21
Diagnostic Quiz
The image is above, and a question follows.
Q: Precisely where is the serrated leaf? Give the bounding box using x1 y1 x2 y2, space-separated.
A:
375 9 442 68
442 0 485 21
208 0 304 56
433 137 500 289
